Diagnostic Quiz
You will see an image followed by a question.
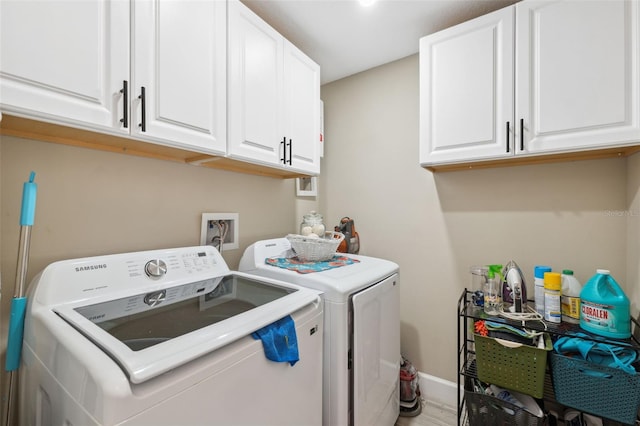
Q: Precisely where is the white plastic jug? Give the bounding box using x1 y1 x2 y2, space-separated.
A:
561 270 582 324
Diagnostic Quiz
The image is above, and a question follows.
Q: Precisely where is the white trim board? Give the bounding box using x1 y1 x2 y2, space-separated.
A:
417 372 458 411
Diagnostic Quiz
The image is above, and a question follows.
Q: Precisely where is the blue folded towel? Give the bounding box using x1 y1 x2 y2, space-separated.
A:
252 315 299 366
554 332 638 374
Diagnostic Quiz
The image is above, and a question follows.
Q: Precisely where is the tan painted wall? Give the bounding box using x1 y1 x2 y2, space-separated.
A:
627 152 640 327
320 54 634 381
0 135 298 390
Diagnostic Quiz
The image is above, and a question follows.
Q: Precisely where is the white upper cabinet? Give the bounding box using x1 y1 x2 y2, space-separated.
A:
283 42 321 173
517 0 639 154
132 0 227 154
419 6 514 165
0 0 129 132
1 0 226 155
420 0 640 168
228 0 320 175
227 0 284 167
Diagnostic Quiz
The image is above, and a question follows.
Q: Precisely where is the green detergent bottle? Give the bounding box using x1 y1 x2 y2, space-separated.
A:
580 269 631 339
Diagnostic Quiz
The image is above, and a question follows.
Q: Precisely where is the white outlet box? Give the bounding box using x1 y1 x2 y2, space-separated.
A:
200 213 239 251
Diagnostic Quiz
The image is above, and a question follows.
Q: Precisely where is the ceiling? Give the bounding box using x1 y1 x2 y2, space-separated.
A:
241 0 520 85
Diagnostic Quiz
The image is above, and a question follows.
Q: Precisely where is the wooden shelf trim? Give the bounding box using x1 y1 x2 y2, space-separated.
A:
424 145 640 172
0 114 308 179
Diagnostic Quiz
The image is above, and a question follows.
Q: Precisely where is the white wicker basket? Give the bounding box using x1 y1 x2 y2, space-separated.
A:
286 231 344 262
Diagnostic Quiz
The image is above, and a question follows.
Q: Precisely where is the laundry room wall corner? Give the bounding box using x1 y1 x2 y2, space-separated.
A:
626 152 640 319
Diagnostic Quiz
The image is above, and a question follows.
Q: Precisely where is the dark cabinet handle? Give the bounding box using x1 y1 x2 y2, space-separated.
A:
520 118 524 151
139 87 146 132
120 80 128 128
506 121 510 153
280 136 286 164
287 139 292 165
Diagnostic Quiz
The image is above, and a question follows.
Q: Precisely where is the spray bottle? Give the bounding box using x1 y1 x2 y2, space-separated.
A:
484 264 502 315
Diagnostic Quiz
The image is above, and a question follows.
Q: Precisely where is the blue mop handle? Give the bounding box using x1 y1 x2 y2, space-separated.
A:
20 171 37 226
5 172 37 372
5 298 27 371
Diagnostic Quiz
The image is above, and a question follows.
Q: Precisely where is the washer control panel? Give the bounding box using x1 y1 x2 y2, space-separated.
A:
144 259 168 278
129 250 219 280
40 246 230 306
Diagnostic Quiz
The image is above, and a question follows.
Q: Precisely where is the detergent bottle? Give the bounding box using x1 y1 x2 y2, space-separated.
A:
560 270 582 324
580 269 631 339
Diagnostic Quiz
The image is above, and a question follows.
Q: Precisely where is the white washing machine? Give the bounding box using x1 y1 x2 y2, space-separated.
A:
19 246 323 426
239 238 400 426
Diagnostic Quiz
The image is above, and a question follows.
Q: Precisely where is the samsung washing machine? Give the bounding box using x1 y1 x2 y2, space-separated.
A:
19 246 323 426
239 238 400 426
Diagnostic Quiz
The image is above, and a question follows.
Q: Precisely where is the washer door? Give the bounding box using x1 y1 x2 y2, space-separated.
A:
352 273 400 426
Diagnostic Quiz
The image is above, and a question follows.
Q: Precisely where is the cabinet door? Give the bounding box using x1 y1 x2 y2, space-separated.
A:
517 0 640 154
228 0 284 166
0 0 129 132
283 42 321 175
132 0 226 154
419 6 514 166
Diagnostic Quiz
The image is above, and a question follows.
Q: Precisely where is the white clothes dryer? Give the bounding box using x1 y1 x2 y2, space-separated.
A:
19 246 323 426
239 238 400 426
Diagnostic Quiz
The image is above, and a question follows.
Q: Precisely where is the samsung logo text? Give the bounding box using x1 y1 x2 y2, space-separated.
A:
75 264 108 272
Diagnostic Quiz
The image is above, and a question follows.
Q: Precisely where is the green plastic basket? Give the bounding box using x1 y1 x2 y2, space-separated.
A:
474 333 552 398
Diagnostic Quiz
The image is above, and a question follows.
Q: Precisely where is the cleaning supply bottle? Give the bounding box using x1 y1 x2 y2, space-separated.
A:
561 270 582 324
544 272 562 323
534 266 552 316
483 264 502 315
580 269 631 339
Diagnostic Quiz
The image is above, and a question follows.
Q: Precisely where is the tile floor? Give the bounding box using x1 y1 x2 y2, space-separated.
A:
395 399 458 426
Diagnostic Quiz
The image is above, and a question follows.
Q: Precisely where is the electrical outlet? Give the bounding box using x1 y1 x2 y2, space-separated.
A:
200 213 239 251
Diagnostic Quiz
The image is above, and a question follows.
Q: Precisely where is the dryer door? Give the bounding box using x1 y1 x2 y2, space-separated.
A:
352 273 400 426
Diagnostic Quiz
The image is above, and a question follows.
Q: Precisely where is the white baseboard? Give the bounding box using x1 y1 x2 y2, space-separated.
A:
417 372 458 410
